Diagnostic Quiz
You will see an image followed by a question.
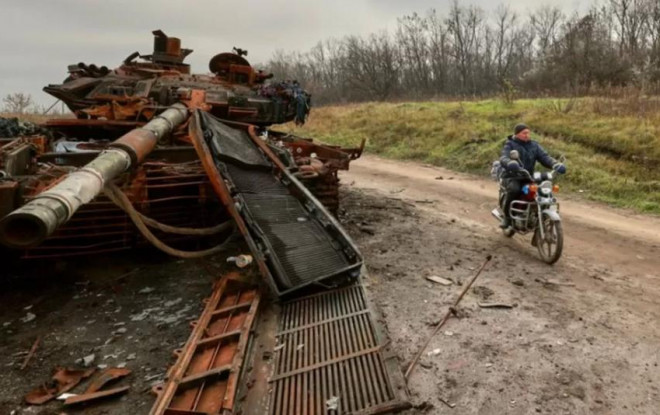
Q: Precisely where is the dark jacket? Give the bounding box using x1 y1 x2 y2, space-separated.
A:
500 135 557 175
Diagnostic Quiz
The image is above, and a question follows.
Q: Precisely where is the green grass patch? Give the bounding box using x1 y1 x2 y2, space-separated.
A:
278 98 660 214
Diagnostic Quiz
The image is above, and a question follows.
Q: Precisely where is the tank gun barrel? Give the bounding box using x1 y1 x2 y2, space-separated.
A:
0 103 188 249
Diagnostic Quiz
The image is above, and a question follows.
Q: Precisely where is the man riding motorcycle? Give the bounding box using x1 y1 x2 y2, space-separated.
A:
499 124 566 229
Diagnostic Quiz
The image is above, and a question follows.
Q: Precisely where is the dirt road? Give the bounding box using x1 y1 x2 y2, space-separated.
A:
339 155 660 414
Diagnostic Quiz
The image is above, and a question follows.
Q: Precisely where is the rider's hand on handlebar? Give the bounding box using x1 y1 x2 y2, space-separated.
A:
553 163 567 174
507 160 522 171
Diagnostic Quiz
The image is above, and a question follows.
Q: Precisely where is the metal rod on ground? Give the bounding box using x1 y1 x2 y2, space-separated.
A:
20 336 40 370
404 255 492 380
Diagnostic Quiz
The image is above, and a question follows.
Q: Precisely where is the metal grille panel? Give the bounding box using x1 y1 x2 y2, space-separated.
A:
149 276 260 415
269 284 409 415
240 194 350 287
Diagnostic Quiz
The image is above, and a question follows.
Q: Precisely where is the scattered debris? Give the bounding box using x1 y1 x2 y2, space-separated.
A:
420 361 434 369
478 302 515 309
56 393 77 401
427 348 441 356
539 278 576 287
25 367 96 405
84 367 132 394
512 279 525 287
20 312 36 323
359 225 376 235
138 287 156 294
472 286 494 300
20 336 40 370
406 255 492 379
78 354 96 367
438 397 457 409
164 298 182 307
326 396 340 411
64 386 130 406
426 275 453 286
126 353 137 360
226 254 253 268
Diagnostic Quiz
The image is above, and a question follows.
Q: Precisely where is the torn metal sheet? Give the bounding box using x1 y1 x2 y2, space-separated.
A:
240 281 411 415
24 367 96 405
149 273 260 415
63 386 130 406
84 367 132 393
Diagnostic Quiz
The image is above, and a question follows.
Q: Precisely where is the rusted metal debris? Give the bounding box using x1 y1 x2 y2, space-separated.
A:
20 336 40 370
63 386 130 406
24 367 96 405
405 255 493 380
4 29 411 415
253 283 410 415
149 273 260 415
0 30 362 258
84 367 132 394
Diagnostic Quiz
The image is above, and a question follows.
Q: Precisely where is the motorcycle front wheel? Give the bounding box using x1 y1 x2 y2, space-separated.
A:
536 215 563 264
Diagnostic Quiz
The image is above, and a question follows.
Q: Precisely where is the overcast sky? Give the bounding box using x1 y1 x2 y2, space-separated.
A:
1 0 587 108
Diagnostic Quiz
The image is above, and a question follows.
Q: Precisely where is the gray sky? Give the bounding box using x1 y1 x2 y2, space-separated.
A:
1 0 586 108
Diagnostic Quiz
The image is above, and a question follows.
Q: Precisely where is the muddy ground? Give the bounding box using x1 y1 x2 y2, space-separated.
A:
1 155 659 414
339 156 660 415
0 248 247 415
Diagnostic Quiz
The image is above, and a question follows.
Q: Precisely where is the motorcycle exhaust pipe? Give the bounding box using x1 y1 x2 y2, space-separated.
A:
491 208 504 222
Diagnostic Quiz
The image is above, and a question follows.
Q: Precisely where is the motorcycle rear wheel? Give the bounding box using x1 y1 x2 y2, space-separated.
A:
536 216 563 264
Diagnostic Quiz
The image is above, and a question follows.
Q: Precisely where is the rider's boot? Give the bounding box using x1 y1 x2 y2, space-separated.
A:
499 216 511 229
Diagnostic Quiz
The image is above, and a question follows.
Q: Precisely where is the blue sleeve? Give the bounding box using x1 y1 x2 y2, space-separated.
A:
535 143 557 169
500 140 513 165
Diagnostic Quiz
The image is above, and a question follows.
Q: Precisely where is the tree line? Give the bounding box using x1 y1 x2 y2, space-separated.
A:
264 0 660 104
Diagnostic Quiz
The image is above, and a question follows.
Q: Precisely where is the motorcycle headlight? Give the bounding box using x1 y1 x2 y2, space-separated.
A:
539 181 553 195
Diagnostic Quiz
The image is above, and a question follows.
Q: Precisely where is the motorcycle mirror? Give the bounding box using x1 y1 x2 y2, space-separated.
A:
510 150 520 160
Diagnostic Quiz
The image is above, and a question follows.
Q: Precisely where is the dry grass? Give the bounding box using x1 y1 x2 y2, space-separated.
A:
0 112 68 123
281 98 660 213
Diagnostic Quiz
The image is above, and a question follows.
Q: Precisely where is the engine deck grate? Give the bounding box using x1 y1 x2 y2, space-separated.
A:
268 284 410 414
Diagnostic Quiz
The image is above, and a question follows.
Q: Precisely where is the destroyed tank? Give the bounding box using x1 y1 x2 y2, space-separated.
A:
0 30 364 262
44 30 311 126
1 31 412 415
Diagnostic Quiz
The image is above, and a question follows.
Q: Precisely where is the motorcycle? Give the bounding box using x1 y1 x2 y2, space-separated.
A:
491 150 564 264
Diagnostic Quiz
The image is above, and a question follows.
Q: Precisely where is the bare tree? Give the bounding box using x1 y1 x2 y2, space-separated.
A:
396 12 430 96
493 5 518 82
262 0 660 103
3 93 34 114
530 5 564 56
446 1 485 93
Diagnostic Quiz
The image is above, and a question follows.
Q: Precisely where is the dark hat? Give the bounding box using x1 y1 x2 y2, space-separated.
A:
514 123 529 135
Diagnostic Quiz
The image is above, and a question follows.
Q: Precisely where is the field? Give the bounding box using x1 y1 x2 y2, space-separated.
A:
286 97 660 213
